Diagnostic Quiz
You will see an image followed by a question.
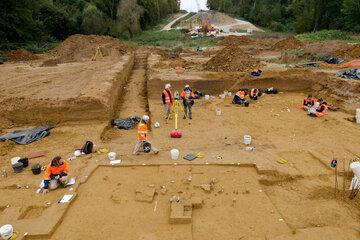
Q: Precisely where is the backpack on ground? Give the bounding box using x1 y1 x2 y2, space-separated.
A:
81 141 93 154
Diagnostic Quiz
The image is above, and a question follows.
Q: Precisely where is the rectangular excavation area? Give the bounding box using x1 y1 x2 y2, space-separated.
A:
49 165 291 240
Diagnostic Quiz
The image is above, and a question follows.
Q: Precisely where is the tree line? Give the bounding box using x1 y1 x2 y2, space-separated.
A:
207 0 360 33
0 0 179 47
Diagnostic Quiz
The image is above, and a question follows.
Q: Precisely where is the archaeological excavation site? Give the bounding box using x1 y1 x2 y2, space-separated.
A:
1 9 360 240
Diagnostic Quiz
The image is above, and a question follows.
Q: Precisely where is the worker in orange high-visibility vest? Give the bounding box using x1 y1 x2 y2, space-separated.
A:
180 85 195 119
162 83 174 119
308 98 328 117
133 115 159 155
40 156 69 194
302 94 315 111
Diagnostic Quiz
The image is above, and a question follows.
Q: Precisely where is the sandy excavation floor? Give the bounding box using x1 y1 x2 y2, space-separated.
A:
1 34 360 240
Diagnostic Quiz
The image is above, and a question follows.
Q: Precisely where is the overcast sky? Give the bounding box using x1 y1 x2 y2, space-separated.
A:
180 0 208 12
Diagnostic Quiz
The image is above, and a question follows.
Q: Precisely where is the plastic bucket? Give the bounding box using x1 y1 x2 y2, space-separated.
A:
228 92 232 97
220 94 226 99
216 109 222 116
244 135 252 145
31 164 42 175
12 162 23 173
350 161 360 178
0 224 13 240
108 152 116 161
356 109 360 124
204 95 210 100
18 158 29 168
74 150 81 157
170 149 179 160
10 157 20 165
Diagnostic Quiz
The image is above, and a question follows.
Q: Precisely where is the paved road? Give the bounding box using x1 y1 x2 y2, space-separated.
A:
162 12 190 31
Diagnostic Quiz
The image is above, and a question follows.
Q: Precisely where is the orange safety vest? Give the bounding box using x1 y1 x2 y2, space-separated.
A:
44 161 69 180
303 98 314 106
317 104 328 113
163 89 174 104
181 90 195 99
137 122 148 141
236 90 245 99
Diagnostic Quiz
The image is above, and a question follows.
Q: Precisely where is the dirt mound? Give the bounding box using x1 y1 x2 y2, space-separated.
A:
203 46 260 72
333 44 360 59
273 36 304 50
7 49 39 62
220 36 253 46
48 34 131 63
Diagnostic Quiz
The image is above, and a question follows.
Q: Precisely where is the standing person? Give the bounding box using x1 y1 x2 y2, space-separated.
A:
181 85 195 119
162 83 174 119
133 115 159 155
40 156 69 194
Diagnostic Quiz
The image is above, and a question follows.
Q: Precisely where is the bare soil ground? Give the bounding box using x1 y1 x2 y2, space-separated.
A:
1 33 360 240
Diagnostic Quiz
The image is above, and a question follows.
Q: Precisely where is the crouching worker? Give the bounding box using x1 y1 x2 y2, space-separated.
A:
308 98 328 117
41 156 69 194
250 88 260 100
181 85 195 119
232 89 249 107
302 94 315 111
133 115 159 155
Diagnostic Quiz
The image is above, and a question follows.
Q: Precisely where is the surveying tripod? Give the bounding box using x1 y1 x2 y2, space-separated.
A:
166 99 190 127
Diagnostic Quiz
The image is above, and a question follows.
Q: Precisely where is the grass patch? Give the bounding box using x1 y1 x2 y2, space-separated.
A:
127 30 219 48
297 30 360 43
170 12 197 28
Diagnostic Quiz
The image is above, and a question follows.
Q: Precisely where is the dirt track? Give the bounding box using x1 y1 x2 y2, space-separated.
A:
0 34 360 240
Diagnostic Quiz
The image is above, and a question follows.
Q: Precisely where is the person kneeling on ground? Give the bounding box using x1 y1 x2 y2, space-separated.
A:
250 88 260 100
41 156 69 194
133 115 159 155
302 94 315 111
232 89 249 106
308 98 328 117
181 85 195 119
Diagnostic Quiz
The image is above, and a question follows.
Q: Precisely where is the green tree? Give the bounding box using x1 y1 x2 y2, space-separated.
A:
81 4 107 34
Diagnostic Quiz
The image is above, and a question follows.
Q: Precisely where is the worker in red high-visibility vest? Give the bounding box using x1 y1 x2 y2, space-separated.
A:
162 83 174 119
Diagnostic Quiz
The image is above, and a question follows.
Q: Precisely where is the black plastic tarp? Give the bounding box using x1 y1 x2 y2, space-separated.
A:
324 57 344 64
0 125 54 145
112 116 141 130
336 69 360 80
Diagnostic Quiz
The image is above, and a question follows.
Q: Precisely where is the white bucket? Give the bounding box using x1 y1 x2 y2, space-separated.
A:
108 152 116 161
228 92 232 97
220 94 226 99
74 150 81 157
170 149 179 160
356 109 360 124
244 135 252 145
224 90 228 95
10 157 20 166
216 109 222 116
204 95 210 100
350 161 360 178
0 224 13 240
154 122 160 128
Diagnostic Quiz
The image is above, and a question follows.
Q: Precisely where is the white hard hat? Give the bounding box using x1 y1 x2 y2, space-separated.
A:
165 83 171 90
185 85 190 88
142 115 150 122
0 224 13 240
